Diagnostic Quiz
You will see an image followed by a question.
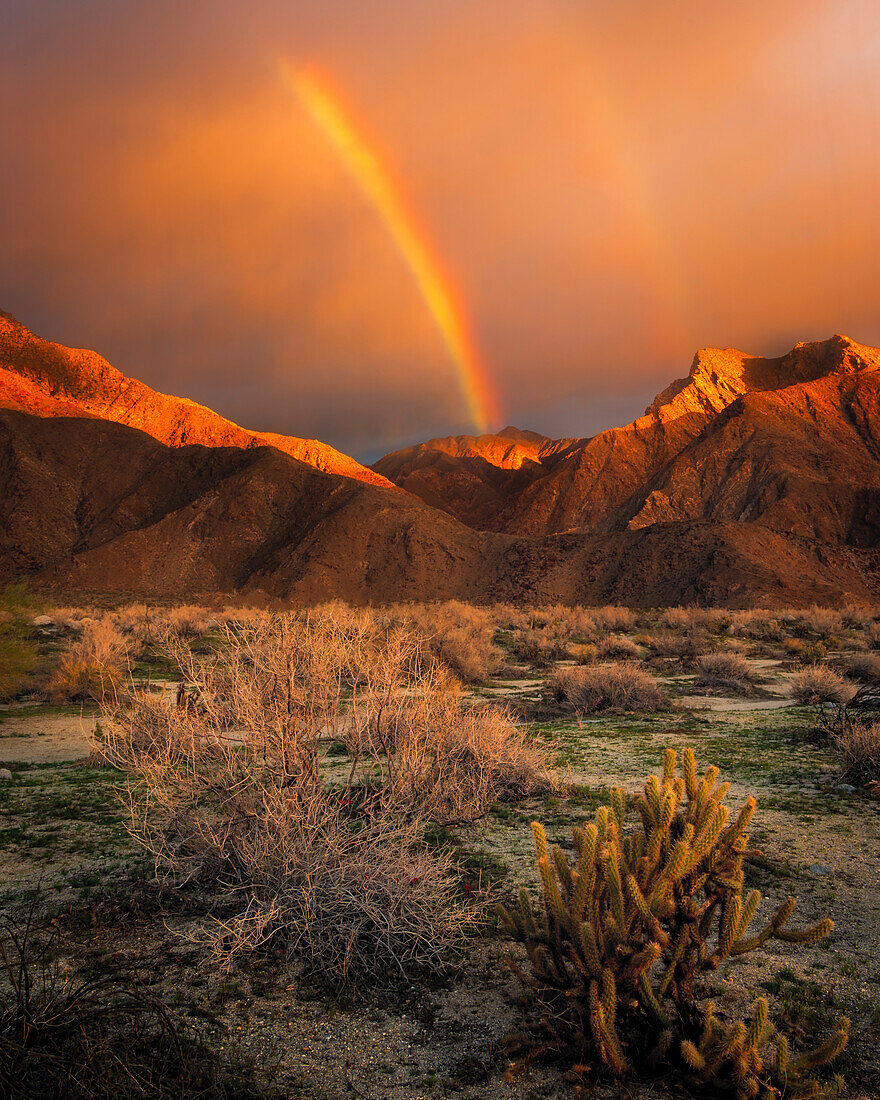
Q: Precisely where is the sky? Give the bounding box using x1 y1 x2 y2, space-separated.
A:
1 0 879 458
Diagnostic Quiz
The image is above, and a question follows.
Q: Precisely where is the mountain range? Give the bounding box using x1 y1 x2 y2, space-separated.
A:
2 308 878 606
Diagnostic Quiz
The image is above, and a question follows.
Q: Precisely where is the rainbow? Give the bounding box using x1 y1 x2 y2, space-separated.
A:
281 62 500 435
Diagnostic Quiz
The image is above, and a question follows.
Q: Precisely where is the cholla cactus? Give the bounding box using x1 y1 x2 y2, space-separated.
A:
498 749 848 1098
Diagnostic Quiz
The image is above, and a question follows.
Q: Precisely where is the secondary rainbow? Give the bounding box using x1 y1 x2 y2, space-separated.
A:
282 62 500 435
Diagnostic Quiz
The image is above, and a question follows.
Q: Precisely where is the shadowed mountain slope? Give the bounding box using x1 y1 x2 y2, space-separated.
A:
0 310 392 489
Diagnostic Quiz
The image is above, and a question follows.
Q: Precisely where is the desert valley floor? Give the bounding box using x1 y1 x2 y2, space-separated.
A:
1 601 878 1099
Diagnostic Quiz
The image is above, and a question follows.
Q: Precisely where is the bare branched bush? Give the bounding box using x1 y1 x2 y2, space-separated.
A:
596 633 640 660
833 720 880 785
550 663 668 713
695 651 758 694
198 798 470 985
98 615 544 985
48 620 133 702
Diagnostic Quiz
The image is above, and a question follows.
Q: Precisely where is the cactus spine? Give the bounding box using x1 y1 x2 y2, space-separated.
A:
498 749 848 1097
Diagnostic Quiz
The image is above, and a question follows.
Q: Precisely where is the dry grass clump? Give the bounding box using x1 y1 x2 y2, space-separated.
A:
834 720 880 785
47 620 133 702
867 622 880 650
550 662 668 714
789 665 855 708
596 633 640 660
695 651 758 694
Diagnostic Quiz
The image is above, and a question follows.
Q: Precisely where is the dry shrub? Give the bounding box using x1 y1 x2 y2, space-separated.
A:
729 610 784 641
378 688 556 822
550 663 668 713
834 720 880 784
199 798 469 985
339 634 556 821
867 623 880 650
48 620 132 702
798 606 844 638
163 605 215 638
388 601 502 683
841 603 877 630
99 615 544 985
592 605 636 632
570 643 598 665
510 626 570 667
789 666 855 707
596 633 640 660
846 654 880 682
695 651 757 694
650 630 709 664
538 605 598 640
661 606 731 632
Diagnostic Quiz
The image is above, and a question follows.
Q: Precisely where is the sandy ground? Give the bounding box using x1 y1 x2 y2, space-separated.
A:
0 707 96 763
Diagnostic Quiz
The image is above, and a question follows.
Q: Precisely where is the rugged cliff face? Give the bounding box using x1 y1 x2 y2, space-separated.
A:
0 310 393 489
2 312 878 606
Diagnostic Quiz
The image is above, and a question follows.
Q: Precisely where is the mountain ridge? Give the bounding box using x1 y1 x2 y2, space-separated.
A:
1 312 878 607
0 309 394 490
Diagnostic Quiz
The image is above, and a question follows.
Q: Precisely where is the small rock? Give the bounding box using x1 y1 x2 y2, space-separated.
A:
32 615 53 627
810 864 833 876
0 768 13 781
836 783 857 793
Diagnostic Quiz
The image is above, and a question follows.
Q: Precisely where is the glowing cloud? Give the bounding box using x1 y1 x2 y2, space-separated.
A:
282 61 500 435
